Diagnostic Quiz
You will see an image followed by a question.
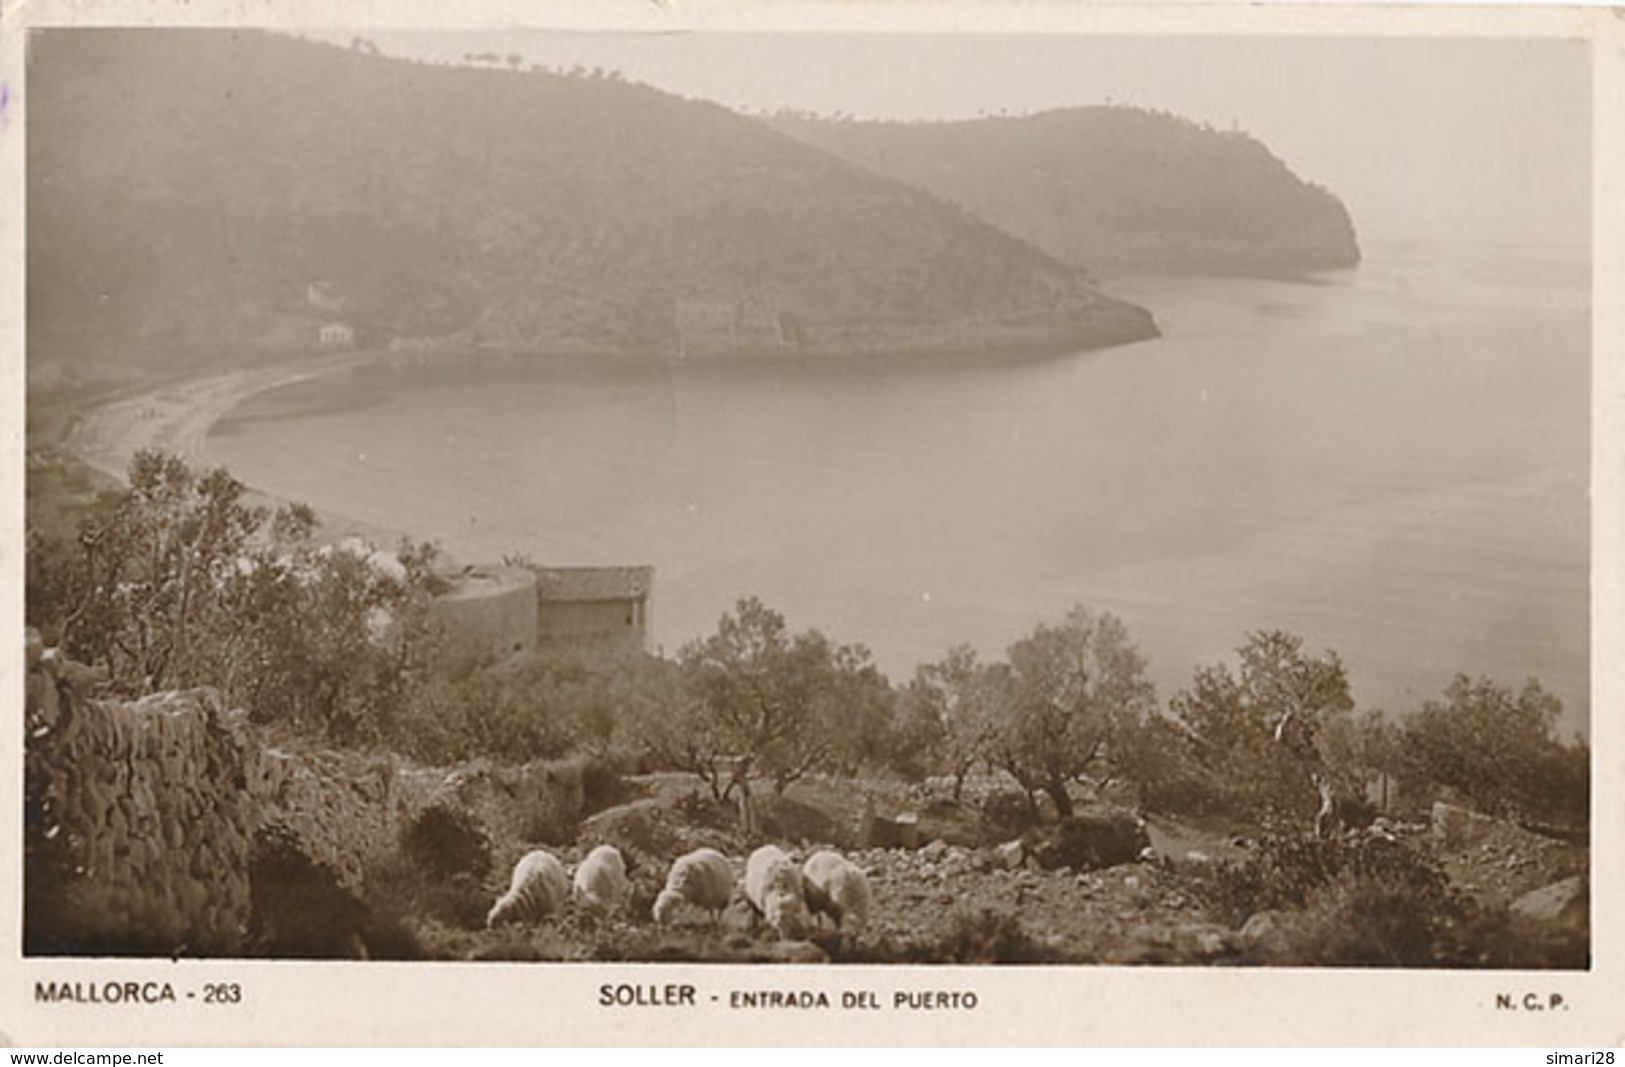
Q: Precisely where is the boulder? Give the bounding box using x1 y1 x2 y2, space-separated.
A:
1509 875 1588 933
1119 922 1234 965
1236 909 1292 961
864 810 921 850
1430 801 1502 850
1021 809 1151 872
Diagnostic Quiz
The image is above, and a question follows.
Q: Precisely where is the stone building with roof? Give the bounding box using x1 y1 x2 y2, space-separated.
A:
427 563 655 657
533 566 654 651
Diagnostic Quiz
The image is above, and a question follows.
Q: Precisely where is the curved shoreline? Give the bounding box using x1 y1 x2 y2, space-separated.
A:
65 353 382 483
58 324 1165 564
63 319 1168 488
61 351 429 553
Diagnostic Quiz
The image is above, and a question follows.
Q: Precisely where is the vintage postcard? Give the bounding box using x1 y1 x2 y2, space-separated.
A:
1 0 1620 1047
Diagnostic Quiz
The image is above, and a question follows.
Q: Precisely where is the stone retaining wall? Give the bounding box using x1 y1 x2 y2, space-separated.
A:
24 661 255 955
24 633 592 956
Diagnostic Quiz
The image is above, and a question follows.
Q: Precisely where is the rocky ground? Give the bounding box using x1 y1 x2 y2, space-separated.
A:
23 645 1584 969
383 774 1588 969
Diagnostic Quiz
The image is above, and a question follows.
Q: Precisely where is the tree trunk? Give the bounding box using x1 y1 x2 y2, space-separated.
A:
1044 774 1074 820
736 777 756 835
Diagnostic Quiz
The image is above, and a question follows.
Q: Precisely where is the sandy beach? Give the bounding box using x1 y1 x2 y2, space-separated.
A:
62 351 428 554
66 355 360 480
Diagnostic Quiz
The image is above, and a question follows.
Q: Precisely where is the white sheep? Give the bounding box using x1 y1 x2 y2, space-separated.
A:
487 849 570 928
653 847 735 927
801 849 872 938
744 844 810 940
572 844 630 914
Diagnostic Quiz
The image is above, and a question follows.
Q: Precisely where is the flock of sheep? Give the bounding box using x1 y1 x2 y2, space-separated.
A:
486 843 873 943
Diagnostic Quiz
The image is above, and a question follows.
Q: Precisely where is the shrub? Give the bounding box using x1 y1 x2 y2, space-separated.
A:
364 853 489 937
755 794 840 847
1437 904 1589 971
1020 808 1149 871
576 755 634 816
1195 832 1449 929
1137 771 1227 817
1270 865 1460 967
672 787 736 830
933 907 1063 964
1194 831 1526 968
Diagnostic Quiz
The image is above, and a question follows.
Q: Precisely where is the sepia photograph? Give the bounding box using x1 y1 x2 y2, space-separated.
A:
2 0 1620 1047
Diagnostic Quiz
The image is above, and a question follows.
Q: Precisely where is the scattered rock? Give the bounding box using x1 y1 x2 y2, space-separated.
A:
767 939 829 964
1432 801 1508 851
1117 922 1233 965
1191 927 1231 958
1509 876 1587 932
1236 910 1290 960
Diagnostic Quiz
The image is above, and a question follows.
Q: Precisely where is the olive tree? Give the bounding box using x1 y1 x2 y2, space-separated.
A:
1401 674 1582 823
38 449 440 742
987 606 1156 819
900 644 1005 800
1170 629 1354 826
665 596 890 803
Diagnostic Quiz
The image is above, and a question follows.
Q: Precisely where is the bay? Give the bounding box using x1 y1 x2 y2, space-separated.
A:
206 242 1591 733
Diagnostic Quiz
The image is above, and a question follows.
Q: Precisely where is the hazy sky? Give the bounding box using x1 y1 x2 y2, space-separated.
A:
312 31 1592 248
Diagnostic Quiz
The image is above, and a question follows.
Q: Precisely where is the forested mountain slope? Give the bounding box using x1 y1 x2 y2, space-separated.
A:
769 107 1361 276
28 31 1157 370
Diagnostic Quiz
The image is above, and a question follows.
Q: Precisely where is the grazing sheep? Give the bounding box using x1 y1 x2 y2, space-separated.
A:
487 849 570 928
653 847 735 927
572 844 630 914
801 850 872 937
744 844 810 940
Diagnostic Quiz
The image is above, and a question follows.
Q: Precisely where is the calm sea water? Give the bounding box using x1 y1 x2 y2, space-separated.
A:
208 243 1591 732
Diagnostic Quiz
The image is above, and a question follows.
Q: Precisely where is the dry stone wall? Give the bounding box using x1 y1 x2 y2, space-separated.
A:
24 631 593 956
253 745 401 896
24 656 255 955
398 757 586 853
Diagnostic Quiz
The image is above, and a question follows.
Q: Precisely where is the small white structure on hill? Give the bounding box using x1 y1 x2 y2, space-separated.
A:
318 322 355 349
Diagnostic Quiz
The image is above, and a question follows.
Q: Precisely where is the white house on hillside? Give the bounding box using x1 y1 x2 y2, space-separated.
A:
318 322 355 349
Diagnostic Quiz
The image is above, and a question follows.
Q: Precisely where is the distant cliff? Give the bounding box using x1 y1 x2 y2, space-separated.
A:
27 31 1156 372
768 107 1361 276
